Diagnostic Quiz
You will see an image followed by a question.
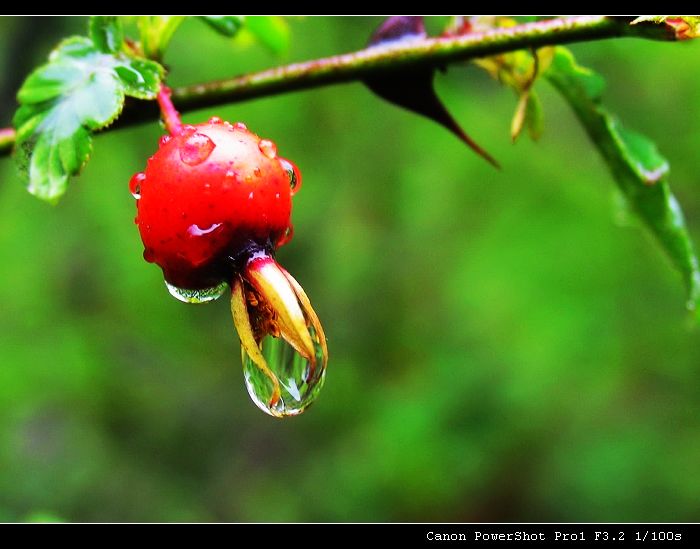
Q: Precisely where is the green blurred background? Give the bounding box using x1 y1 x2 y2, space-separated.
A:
1 16 700 522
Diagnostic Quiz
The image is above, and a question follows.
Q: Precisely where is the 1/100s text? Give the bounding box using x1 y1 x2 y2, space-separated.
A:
426 531 683 542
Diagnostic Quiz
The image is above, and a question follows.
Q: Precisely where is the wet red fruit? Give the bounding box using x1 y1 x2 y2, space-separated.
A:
132 120 299 290
133 89 326 417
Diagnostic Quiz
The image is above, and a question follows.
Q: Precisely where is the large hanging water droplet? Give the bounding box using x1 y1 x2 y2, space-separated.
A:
165 280 228 304
242 326 327 417
279 158 301 195
179 133 216 166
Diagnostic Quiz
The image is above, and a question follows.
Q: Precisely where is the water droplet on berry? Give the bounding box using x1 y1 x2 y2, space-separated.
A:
242 326 327 417
186 223 222 237
277 225 294 247
233 122 247 131
179 133 216 166
258 139 277 159
208 116 223 124
254 167 262 177
279 158 301 195
129 172 146 199
165 280 228 304
159 135 171 148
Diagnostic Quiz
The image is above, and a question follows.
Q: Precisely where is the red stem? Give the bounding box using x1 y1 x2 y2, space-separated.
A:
157 85 183 135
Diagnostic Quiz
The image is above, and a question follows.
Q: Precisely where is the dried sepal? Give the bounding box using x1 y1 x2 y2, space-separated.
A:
231 275 281 406
244 255 316 364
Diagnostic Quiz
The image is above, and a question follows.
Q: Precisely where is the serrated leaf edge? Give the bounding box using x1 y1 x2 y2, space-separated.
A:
13 33 164 203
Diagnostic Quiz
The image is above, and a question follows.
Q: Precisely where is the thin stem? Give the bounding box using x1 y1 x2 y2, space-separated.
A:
0 16 673 157
157 85 182 135
172 16 625 111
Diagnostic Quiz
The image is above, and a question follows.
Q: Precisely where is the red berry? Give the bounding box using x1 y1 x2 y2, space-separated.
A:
131 114 326 417
132 122 299 290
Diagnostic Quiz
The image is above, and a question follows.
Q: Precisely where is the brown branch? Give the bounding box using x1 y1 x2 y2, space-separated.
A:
0 16 672 157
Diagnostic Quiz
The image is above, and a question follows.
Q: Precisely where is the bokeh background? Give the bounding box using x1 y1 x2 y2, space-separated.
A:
1 16 700 522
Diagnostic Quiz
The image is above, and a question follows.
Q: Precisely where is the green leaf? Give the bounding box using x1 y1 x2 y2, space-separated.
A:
137 16 185 60
546 47 700 317
631 16 700 40
511 91 544 142
200 16 245 38
525 91 544 140
473 40 553 144
199 16 290 55
13 36 164 203
114 58 164 99
245 16 290 55
89 16 124 53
